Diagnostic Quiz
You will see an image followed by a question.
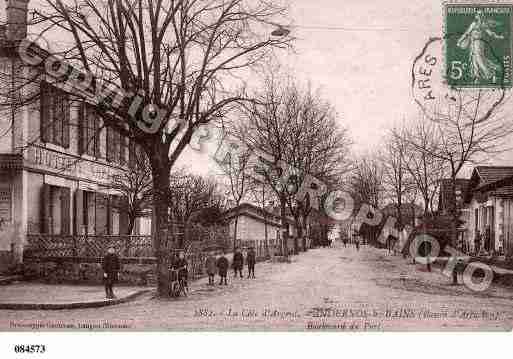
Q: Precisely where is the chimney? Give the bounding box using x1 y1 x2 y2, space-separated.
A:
6 0 28 40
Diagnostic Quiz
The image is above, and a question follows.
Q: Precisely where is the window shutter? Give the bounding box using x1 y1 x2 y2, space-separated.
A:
106 127 113 162
60 187 71 235
128 140 136 168
53 91 63 146
40 82 50 143
119 196 130 235
40 184 52 234
78 103 85 154
74 189 84 235
119 134 126 166
94 114 101 157
62 95 70 148
107 195 112 235
114 130 120 164
95 194 108 235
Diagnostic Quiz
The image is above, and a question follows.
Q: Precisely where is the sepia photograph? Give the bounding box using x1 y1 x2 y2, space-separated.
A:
0 0 513 349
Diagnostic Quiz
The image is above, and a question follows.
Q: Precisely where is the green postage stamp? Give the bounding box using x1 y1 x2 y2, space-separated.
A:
445 3 513 88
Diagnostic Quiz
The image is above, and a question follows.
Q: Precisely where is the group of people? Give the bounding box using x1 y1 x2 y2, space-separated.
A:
342 236 361 251
205 247 256 286
101 246 258 299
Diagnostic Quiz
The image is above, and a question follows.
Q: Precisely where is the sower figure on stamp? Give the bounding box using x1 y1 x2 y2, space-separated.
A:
102 247 120 299
205 251 217 285
217 251 229 285
246 247 256 279
232 247 244 278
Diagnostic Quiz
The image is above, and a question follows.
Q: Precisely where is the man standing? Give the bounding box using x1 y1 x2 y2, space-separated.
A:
102 247 120 299
217 252 229 285
232 248 244 278
205 251 217 285
246 247 256 279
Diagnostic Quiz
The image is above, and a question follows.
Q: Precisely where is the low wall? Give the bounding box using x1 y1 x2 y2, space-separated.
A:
0 250 12 274
23 257 157 286
23 251 271 286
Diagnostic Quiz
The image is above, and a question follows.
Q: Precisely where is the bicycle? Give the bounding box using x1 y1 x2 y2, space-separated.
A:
168 265 188 298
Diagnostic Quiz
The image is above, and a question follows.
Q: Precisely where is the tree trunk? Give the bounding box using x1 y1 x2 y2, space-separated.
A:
280 194 288 258
233 216 239 253
127 214 136 236
450 174 458 249
150 159 171 297
296 220 305 252
293 216 300 254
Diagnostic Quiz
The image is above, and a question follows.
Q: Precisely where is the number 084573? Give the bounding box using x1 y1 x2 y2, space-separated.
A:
13 345 46 354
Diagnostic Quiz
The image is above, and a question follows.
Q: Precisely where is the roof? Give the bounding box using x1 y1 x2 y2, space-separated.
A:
490 184 513 197
222 203 291 226
475 166 513 186
465 167 513 201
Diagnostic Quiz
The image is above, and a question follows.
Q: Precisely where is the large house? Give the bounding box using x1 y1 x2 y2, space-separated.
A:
0 1 150 272
462 166 513 256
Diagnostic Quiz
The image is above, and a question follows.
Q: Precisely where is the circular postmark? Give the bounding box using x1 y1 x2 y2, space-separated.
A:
412 34 506 124
412 2 513 123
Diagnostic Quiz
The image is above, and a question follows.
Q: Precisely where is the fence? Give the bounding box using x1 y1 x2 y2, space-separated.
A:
25 234 154 258
24 233 225 281
239 239 279 259
24 233 277 283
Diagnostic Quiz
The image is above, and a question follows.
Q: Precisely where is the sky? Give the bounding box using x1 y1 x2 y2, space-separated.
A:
179 0 513 179
1 0 512 179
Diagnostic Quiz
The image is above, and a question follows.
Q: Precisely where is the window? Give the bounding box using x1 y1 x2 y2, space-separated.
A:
79 103 101 157
128 140 144 169
40 82 70 148
41 184 70 235
107 127 127 165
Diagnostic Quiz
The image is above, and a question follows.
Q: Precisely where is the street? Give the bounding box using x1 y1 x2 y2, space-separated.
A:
2 243 513 331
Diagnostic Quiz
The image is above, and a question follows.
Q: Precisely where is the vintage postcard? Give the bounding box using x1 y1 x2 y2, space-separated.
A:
1 0 513 340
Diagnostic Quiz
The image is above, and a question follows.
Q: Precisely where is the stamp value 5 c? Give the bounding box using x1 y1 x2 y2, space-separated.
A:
445 3 512 88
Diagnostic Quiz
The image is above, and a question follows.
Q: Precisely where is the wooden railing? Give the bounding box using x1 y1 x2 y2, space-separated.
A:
239 239 278 258
24 234 154 258
24 234 279 281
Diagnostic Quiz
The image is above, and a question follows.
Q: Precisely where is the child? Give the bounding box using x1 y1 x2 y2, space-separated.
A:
205 251 217 285
217 252 229 285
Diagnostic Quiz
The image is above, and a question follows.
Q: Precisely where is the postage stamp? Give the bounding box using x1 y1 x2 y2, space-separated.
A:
444 3 513 88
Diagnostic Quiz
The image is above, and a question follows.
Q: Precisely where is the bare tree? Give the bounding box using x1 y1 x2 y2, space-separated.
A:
392 119 445 216
248 176 274 245
240 73 351 255
351 154 384 210
405 89 513 245
7 0 292 295
380 131 413 228
217 138 254 251
168 169 226 224
349 154 384 244
103 143 152 235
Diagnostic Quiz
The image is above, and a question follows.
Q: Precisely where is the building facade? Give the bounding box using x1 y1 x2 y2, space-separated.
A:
0 2 151 272
223 203 301 253
462 167 513 256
